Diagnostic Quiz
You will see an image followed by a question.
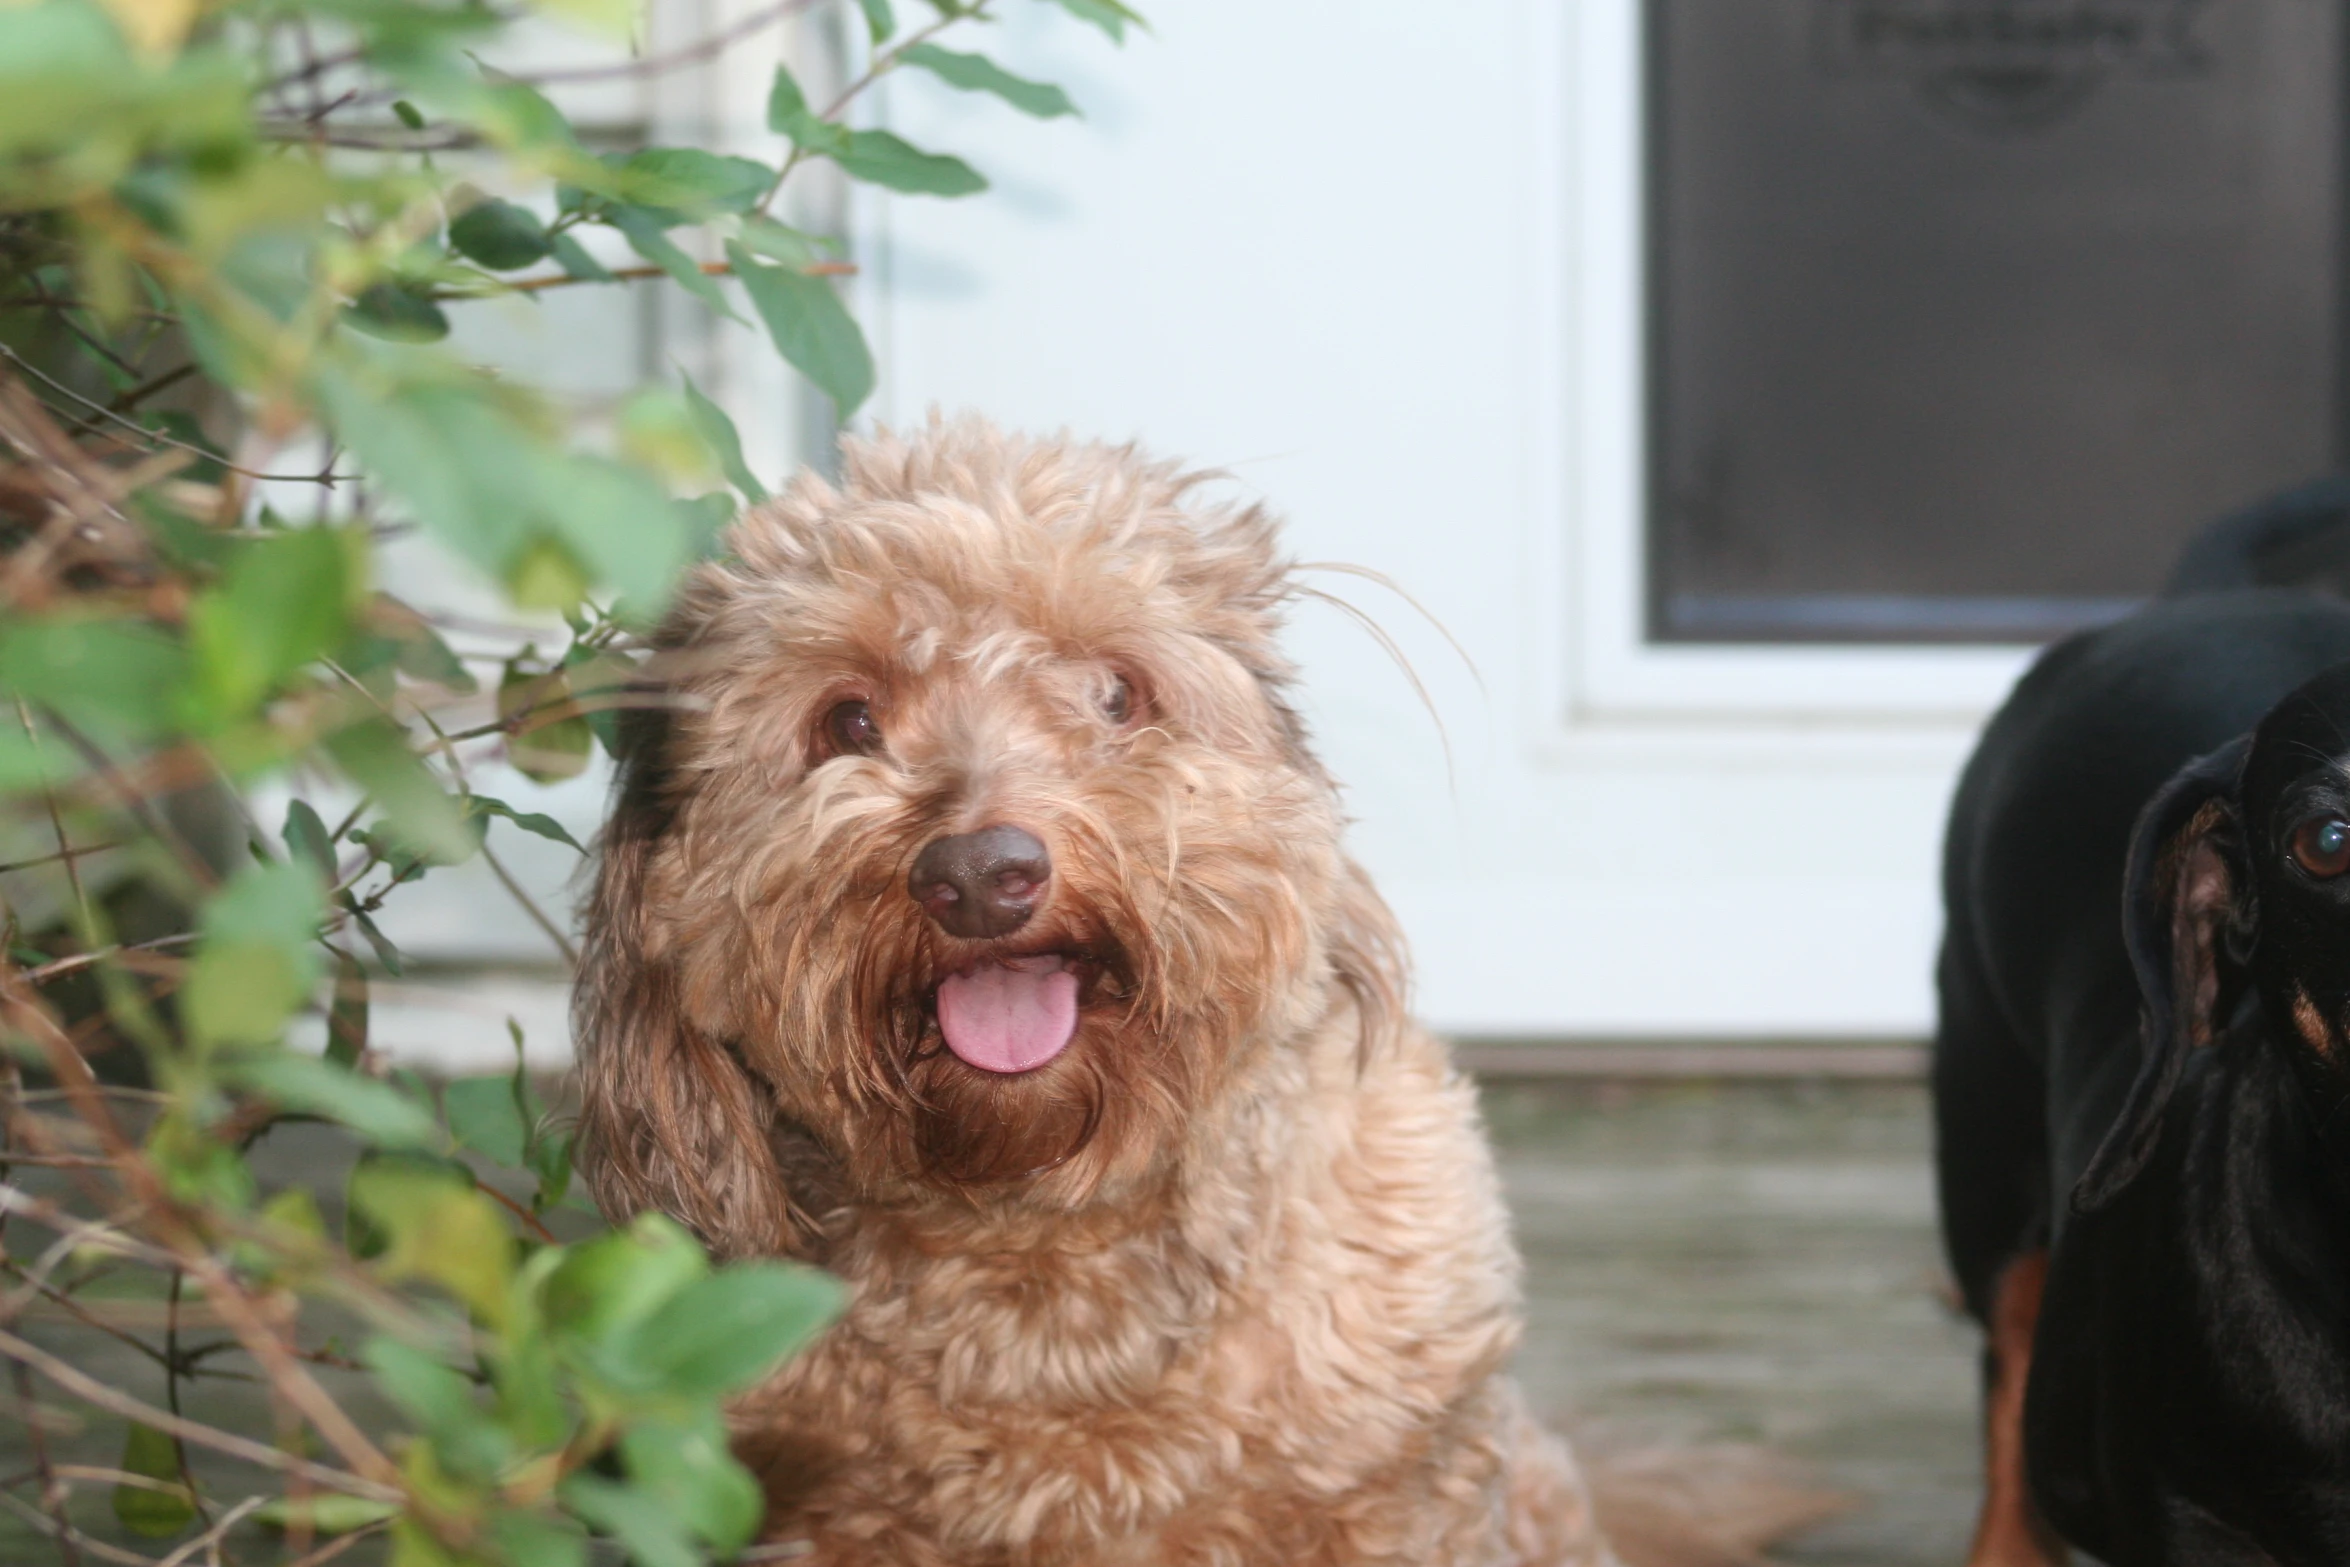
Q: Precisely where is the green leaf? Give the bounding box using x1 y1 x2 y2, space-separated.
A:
528 1122 576 1212
392 99 426 130
365 1334 511 1480
509 537 593 611
112 1423 195 1539
146 1110 257 1212
348 903 405 977
829 129 986 195
363 1335 478 1435
229 1054 439 1149
613 149 773 221
344 1149 471 1258
325 719 476 865
1038 0 1142 42
0 614 188 741
616 1260 843 1397
446 1074 529 1167
498 664 595 783
185 528 358 721
621 1413 761 1553
735 215 823 270
539 1212 708 1344
607 206 742 322
470 77 580 154
348 1157 516 1325
548 231 613 282
183 859 327 1048
483 1510 589 1567
673 492 734 569
857 0 895 38
728 241 875 421
327 951 370 1068
898 43 1078 117
559 1475 699 1567
469 794 586 853
680 372 768 504
765 62 819 139
530 455 692 625
346 282 450 343
254 1495 403 1536
376 596 479 694
282 798 338 880
616 387 714 483
0 723 81 794
449 198 554 270
529 0 635 41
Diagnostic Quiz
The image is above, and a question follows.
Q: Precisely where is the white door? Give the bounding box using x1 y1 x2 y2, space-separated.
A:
865 0 2041 1040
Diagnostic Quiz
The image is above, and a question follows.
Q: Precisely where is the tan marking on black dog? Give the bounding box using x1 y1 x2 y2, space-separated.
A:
2292 985 2336 1059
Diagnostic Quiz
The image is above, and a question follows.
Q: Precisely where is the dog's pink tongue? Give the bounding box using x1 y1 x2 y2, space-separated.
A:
936 958 1079 1074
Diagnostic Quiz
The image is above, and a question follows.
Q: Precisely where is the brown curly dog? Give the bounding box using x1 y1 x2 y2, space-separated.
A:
573 417 1709 1565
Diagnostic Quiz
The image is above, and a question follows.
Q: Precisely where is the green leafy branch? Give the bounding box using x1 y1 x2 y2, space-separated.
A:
0 0 1139 1560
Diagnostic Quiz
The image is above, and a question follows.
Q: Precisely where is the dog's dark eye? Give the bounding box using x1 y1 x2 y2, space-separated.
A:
822 699 882 759
1101 675 1133 726
2292 816 2350 879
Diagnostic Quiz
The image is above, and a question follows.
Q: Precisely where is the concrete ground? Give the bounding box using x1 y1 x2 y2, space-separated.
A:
3 1075 1980 1565
1488 1078 1979 1566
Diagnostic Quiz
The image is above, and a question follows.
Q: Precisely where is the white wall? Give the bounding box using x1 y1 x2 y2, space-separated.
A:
864 0 2029 1039
373 0 2039 1052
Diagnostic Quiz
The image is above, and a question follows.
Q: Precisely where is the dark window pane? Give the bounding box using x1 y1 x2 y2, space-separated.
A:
1648 0 2345 642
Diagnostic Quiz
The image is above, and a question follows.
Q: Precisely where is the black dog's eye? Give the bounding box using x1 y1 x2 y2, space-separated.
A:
822 699 882 759
2291 816 2350 879
1101 675 1133 726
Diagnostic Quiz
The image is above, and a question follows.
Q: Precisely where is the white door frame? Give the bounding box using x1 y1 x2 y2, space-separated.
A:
1532 0 2036 760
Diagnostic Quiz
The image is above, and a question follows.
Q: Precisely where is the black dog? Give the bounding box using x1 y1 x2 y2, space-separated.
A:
1936 480 2350 1566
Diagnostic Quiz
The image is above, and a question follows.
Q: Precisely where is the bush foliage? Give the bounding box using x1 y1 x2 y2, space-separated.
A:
0 0 1131 1560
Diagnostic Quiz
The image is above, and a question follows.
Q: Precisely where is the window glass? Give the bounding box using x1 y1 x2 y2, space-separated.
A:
1649 0 2345 642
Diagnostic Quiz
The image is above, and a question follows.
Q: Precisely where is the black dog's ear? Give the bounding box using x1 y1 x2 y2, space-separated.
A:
2072 735 2256 1214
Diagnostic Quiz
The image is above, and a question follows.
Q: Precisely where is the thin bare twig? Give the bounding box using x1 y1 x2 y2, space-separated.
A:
155 1494 267 1567
4 1267 170 1370
479 842 580 970
13 702 89 926
105 365 196 415
757 1 982 216
526 0 826 82
0 346 349 485
281 1519 391 1567
0 1489 151 1567
0 842 122 877
163 1271 213 1532
9 1357 81 1567
255 123 483 152
431 257 851 303
10 936 198 990
38 718 215 896
0 1327 404 1505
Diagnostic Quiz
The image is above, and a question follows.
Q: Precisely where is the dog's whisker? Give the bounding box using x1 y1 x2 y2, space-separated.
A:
1288 581 1458 804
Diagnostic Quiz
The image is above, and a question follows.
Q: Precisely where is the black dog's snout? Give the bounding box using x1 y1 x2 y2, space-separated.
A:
908 825 1051 939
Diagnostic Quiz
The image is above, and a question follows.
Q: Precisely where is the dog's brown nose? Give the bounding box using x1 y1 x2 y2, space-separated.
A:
908 825 1051 939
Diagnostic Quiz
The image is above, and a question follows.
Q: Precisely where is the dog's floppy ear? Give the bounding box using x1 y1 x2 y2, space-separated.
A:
2072 735 2255 1214
573 708 799 1259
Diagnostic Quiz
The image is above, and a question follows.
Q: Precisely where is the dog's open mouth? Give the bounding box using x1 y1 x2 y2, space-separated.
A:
934 953 1082 1074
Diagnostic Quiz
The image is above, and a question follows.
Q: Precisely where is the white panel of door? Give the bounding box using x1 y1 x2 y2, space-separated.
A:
863 0 2033 1038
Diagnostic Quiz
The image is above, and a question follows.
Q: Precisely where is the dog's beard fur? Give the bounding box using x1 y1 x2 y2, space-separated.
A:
665 759 1327 1204
575 415 1389 1249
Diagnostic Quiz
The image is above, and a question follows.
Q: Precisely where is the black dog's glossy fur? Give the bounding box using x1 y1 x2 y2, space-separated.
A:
1938 482 2350 1565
